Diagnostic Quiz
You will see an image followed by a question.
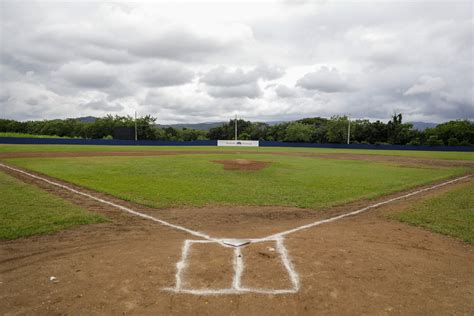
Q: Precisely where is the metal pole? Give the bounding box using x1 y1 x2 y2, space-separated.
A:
234 114 237 140
134 111 138 142
347 118 351 145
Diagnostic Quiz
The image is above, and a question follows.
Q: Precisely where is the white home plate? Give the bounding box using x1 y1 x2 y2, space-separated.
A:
222 239 251 247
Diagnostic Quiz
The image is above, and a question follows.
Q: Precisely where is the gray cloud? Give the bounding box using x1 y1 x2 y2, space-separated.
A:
129 27 233 62
53 62 119 89
296 66 350 93
199 64 283 98
274 84 297 98
253 64 285 80
201 64 284 87
136 62 195 87
80 99 124 111
200 66 257 87
207 83 262 99
1 0 472 123
404 76 446 96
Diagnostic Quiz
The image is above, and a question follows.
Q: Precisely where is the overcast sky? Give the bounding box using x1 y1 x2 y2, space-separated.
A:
1 0 473 123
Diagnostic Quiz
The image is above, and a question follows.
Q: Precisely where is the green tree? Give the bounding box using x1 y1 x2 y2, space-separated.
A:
207 119 253 140
426 135 444 146
244 122 269 140
387 113 413 144
297 117 329 143
326 116 349 144
284 122 315 142
425 120 473 146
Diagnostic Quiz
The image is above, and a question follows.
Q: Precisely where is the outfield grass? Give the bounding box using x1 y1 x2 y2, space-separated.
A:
0 171 105 240
5 154 467 210
0 144 473 160
390 181 474 243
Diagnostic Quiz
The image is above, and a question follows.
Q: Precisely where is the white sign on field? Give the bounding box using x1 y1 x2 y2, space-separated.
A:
217 140 259 147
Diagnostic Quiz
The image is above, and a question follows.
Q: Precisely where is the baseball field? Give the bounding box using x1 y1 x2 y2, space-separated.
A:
1 144 473 314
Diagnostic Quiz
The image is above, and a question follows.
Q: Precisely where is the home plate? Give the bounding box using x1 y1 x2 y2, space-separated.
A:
222 239 251 247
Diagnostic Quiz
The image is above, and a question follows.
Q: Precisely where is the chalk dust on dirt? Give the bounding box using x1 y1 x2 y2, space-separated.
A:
0 165 473 315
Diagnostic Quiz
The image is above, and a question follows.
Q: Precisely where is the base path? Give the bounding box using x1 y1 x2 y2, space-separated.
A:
0 162 471 297
1 169 473 314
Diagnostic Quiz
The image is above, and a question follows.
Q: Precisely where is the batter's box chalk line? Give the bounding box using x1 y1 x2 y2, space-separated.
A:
0 163 470 296
164 237 300 295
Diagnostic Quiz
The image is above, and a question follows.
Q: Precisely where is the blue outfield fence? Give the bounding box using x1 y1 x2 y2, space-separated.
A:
0 137 473 152
259 141 474 152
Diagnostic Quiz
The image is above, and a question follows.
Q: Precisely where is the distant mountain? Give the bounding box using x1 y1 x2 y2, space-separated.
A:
158 120 288 130
409 121 438 130
71 117 224 130
75 116 97 123
266 120 287 126
71 117 437 131
156 122 226 131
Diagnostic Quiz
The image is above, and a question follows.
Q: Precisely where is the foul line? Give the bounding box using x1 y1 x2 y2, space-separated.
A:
0 163 214 242
261 173 472 240
1 162 470 295
1 162 469 243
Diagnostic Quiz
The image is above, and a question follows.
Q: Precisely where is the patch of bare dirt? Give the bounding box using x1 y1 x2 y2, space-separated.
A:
212 159 270 171
1 164 473 315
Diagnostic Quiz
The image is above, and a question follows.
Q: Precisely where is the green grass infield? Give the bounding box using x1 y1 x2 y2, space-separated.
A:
5 154 468 210
389 181 474 243
0 171 105 240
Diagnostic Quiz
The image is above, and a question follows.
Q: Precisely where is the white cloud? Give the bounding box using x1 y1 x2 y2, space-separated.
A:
254 64 285 80
80 99 124 111
296 66 350 93
1 0 472 123
404 76 446 96
53 61 119 89
207 83 262 99
199 64 284 98
136 61 195 87
200 66 257 87
274 84 297 98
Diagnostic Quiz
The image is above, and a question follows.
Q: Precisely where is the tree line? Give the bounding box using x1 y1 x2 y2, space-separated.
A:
209 115 473 146
0 114 472 146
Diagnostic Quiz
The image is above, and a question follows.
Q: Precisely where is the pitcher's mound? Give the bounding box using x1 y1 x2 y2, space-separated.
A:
212 159 270 171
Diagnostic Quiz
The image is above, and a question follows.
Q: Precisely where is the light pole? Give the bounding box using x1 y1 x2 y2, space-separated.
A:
134 111 138 142
234 114 237 140
347 117 351 145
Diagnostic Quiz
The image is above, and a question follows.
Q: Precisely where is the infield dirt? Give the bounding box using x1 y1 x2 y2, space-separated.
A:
1 163 473 315
212 159 271 171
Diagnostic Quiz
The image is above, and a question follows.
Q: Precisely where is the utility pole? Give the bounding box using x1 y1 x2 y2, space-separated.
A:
347 117 351 145
134 111 138 142
234 114 237 140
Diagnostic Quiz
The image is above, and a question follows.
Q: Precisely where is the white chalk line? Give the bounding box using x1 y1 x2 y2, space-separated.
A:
164 238 299 295
1 162 469 246
166 172 470 295
233 247 244 290
1 162 471 295
0 163 214 242
263 173 472 240
174 240 191 290
275 237 299 290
